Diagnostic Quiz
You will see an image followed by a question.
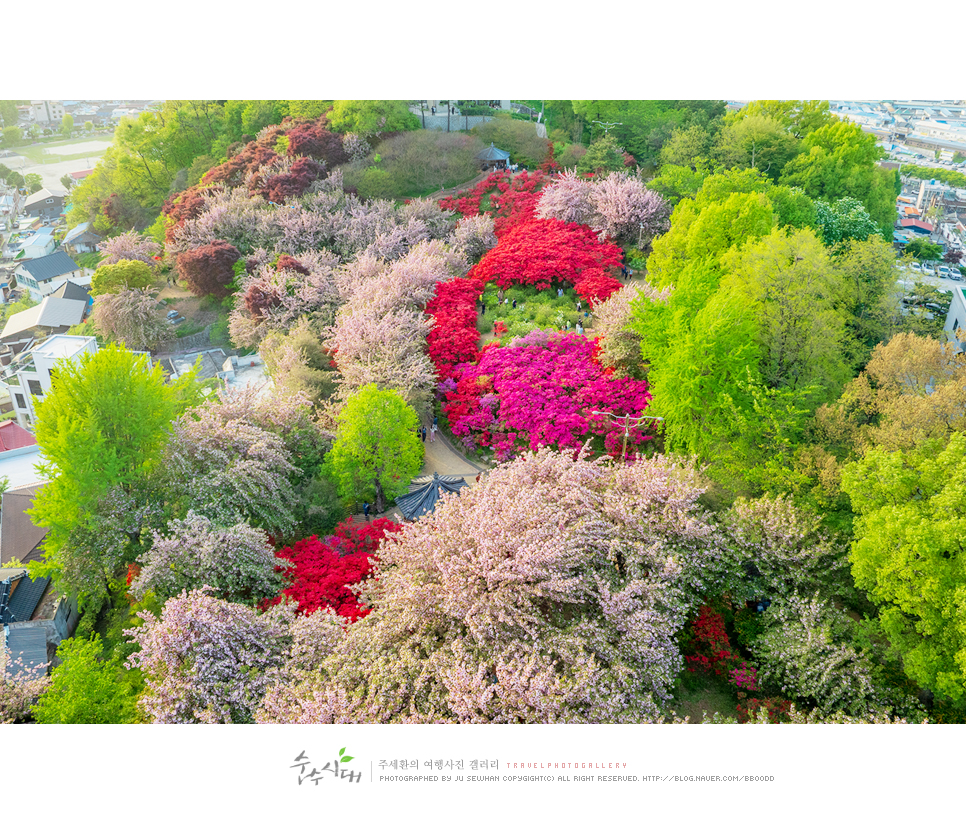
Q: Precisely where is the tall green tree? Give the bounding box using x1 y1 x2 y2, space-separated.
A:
327 100 419 136
29 345 203 603
780 120 897 234
325 384 423 513
736 100 836 139
713 114 800 180
32 636 138 724
841 433 966 702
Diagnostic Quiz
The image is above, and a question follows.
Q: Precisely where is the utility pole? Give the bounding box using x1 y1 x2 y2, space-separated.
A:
590 410 664 462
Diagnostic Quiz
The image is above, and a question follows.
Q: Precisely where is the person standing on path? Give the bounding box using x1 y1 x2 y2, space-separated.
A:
430 423 437 442
363 502 370 520
421 426 427 442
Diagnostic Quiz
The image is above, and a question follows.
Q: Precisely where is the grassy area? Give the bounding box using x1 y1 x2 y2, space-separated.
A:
667 670 739 723
16 137 111 165
479 282 588 343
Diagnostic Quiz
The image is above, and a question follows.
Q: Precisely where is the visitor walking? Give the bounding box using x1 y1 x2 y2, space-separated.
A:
576 322 583 335
430 423 437 442
576 301 582 313
512 299 517 309
363 502 370 519
421 426 427 442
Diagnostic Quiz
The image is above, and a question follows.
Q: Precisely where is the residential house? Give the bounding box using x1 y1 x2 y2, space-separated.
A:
0 335 98 430
17 228 56 261
23 189 65 221
61 222 101 256
0 295 89 346
14 251 89 302
0 482 79 681
900 219 935 235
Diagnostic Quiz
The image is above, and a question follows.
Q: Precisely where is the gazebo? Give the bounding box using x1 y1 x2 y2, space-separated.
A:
476 142 511 171
395 473 469 521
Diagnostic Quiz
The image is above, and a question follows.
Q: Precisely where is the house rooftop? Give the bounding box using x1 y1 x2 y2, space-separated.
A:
0 420 37 453
31 334 95 361
16 251 79 283
1 296 87 340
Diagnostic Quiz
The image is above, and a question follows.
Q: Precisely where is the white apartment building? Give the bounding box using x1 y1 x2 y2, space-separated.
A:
0 336 98 430
29 101 65 124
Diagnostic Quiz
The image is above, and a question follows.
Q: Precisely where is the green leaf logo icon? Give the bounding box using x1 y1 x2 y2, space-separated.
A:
339 748 354 763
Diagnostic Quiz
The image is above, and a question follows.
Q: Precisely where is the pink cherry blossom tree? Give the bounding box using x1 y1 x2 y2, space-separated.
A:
257 447 735 724
130 511 282 605
98 230 162 267
126 589 291 723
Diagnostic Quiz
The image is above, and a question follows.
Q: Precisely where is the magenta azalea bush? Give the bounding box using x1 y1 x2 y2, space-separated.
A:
443 330 652 460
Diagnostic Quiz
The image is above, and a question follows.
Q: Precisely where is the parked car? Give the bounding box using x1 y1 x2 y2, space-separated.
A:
166 309 180 319
909 262 922 272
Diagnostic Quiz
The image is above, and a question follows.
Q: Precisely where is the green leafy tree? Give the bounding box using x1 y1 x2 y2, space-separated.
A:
24 173 43 194
1 125 22 148
32 636 137 724
737 100 836 139
841 433 966 702
814 197 883 246
0 100 20 129
577 133 629 175
90 259 155 295
780 120 896 234
327 100 419 136
29 345 203 603
646 161 715 205
720 227 851 394
903 238 943 262
713 114 800 180
658 124 715 167
60 113 74 137
326 384 423 513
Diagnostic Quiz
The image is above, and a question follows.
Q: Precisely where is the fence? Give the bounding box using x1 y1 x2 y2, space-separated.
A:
417 114 495 132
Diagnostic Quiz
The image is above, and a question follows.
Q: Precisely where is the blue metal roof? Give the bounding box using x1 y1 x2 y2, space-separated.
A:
17 251 79 282
396 473 469 521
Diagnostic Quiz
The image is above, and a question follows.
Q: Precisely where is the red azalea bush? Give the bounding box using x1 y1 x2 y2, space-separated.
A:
443 330 653 460
272 517 401 621
683 604 761 697
439 170 546 236
468 218 623 300
426 276 483 382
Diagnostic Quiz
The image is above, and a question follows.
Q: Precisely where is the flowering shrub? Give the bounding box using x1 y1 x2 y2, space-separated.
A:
735 695 793 724
272 518 401 621
443 331 652 460
438 170 547 237
257 448 731 724
426 276 484 382
468 218 623 305
683 605 759 694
